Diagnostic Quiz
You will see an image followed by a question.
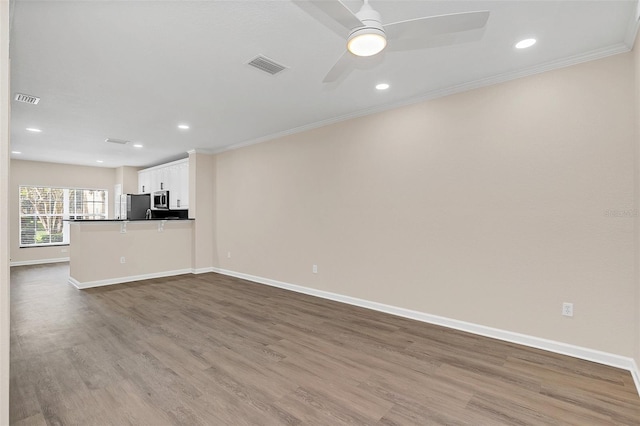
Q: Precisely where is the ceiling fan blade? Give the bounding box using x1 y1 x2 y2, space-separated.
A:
383 10 490 41
386 27 486 52
323 51 357 83
353 50 386 70
293 0 364 33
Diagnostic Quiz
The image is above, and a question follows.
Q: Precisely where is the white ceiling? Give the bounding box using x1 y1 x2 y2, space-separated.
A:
9 0 640 168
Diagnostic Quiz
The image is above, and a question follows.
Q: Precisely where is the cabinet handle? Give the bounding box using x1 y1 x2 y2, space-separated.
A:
160 182 164 190
142 185 145 192
177 199 180 208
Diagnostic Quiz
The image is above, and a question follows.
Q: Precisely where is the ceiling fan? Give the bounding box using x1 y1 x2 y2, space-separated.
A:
294 0 490 83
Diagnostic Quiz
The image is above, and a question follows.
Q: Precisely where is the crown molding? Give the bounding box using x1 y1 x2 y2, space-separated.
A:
624 0 640 48
213 43 631 156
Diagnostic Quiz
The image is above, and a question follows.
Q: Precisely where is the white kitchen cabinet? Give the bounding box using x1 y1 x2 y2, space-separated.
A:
138 170 151 194
138 158 189 209
177 161 189 209
167 160 189 209
165 164 180 209
151 167 168 192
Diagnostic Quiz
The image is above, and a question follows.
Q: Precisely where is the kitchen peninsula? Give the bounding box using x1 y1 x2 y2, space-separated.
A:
68 218 194 289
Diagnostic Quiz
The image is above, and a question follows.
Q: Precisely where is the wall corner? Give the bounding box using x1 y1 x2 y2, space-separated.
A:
0 0 10 422
633 24 640 375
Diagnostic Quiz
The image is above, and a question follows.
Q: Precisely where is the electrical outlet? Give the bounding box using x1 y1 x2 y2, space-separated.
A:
312 264 318 274
227 252 231 258
562 302 573 317
61 248 68 253
120 256 126 264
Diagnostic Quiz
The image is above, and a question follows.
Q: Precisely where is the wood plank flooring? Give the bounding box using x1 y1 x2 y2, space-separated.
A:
10 263 640 425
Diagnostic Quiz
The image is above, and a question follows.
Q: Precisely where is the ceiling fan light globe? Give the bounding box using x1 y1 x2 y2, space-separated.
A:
347 29 387 57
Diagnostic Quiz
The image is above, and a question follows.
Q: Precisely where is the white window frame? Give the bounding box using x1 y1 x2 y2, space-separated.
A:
19 185 109 247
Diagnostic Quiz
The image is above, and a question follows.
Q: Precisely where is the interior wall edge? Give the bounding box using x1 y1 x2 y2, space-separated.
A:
0 0 10 422
211 266 640 397
633 14 640 383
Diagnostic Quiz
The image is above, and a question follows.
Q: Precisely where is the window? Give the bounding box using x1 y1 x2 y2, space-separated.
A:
19 186 108 247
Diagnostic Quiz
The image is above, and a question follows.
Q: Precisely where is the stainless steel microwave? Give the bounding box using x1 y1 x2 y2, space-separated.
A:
153 190 169 209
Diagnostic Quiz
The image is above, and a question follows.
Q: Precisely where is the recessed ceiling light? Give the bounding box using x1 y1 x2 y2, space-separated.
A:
376 83 390 90
133 143 143 148
11 151 21 154
178 124 190 130
26 128 42 133
515 38 536 49
96 160 104 163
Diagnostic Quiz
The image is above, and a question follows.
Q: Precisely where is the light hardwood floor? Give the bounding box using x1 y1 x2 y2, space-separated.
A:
10 263 640 425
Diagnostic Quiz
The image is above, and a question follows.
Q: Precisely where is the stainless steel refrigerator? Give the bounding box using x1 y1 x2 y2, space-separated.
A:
117 194 150 220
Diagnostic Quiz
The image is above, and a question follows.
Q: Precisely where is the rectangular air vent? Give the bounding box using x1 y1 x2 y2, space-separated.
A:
247 55 287 75
105 138 129 145
14 93 40 105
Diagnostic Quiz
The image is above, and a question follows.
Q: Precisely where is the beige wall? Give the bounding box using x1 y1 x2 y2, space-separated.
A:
189 152 216 271
213 52 637 357
115 166 140 195
10 160 117 264
1 0 10 421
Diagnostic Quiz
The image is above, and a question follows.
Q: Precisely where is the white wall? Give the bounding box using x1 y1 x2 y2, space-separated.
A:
213 52 637 359
9 160 117 265
634 30 640 372
1 0 10 422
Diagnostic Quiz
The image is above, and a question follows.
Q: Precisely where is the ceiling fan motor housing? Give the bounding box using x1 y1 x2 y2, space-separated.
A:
347 3 386 56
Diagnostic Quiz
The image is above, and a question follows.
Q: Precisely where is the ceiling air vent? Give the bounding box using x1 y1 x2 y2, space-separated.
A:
247 55 287 75
105 138 129 145
14 93 40 105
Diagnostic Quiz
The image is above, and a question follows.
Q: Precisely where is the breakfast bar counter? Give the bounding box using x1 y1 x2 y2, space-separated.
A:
68 219 194 289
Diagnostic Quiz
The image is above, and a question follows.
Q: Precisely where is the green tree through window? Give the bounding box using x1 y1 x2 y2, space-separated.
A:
19 186 108 246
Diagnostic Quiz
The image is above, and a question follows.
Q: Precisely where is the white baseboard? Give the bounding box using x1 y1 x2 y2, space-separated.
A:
631 359 640 396
69 268 193 289
10 257 69 267
192 267 215 274
210 267 640 396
